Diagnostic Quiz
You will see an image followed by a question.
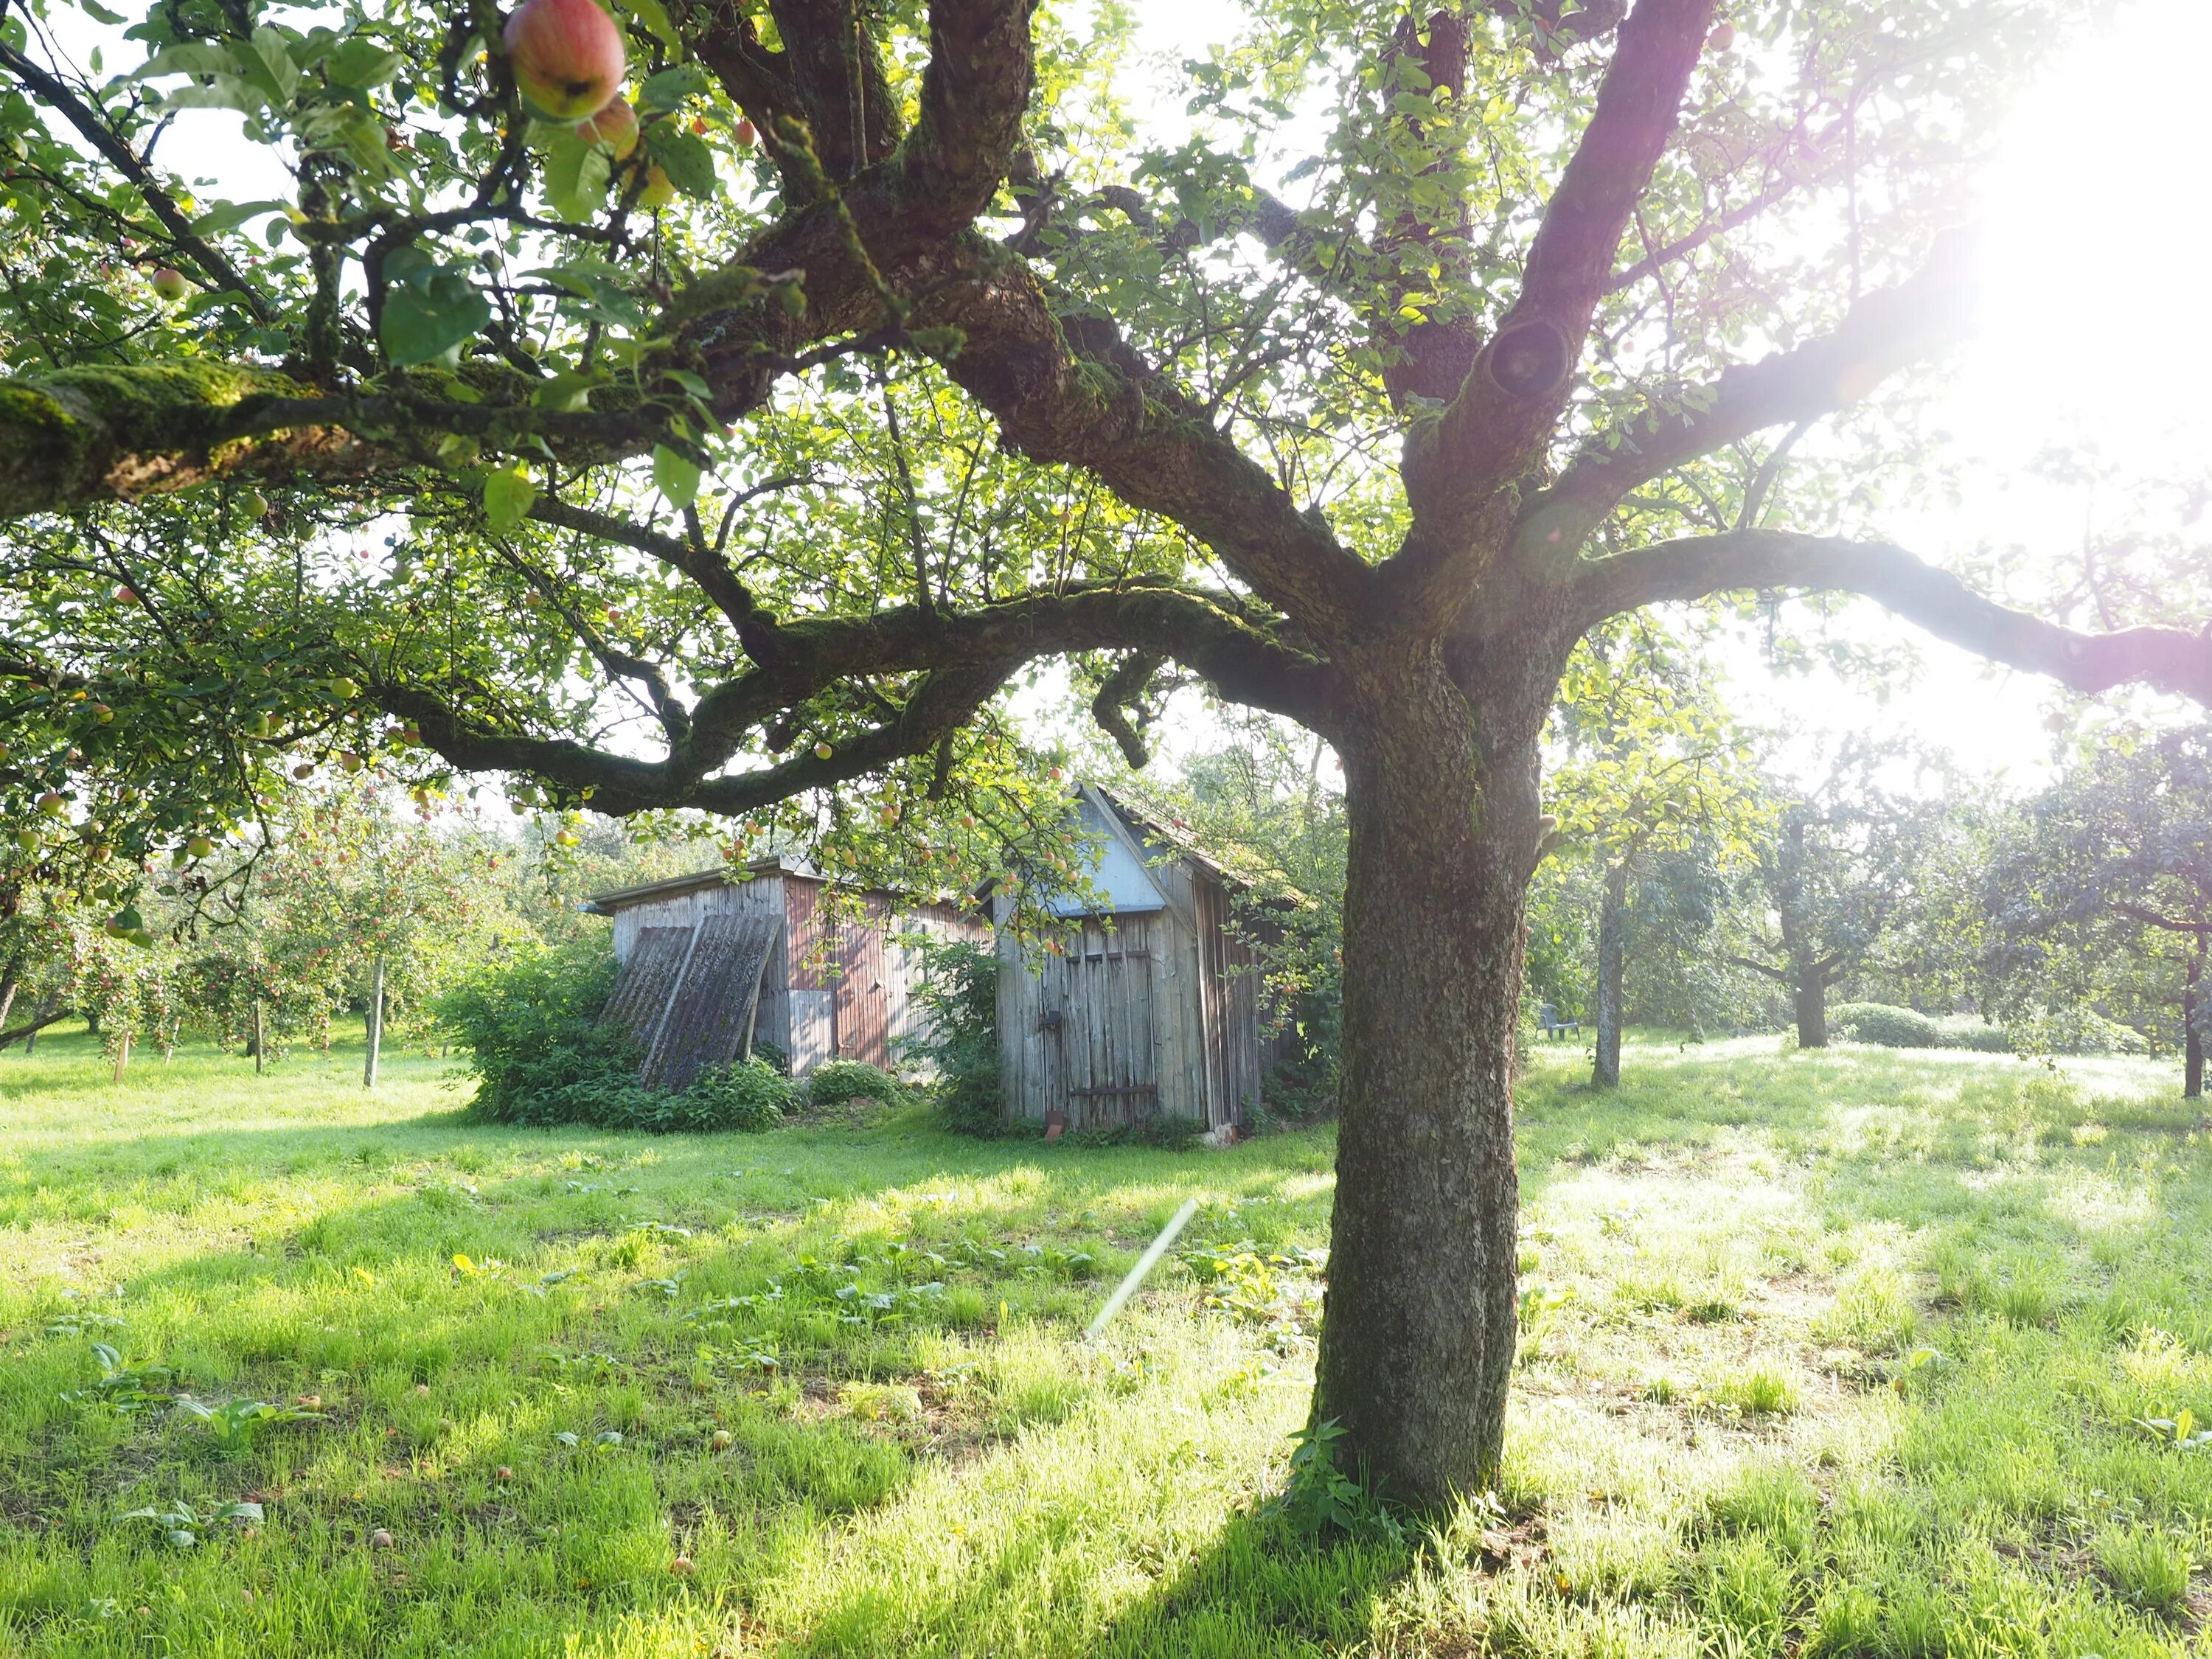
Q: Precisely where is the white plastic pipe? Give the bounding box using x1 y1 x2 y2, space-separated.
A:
1085 1197 1201 1341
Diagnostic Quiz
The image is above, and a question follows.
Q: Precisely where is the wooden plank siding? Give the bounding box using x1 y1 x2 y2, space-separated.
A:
995 792 1275 1133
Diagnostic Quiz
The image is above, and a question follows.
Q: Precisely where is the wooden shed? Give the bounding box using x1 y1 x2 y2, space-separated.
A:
584 861 988 1090
995 787 1279 1133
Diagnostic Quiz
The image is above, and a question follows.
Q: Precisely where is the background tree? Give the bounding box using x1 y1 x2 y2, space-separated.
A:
5 0 2211 1502
1545 619 1760 1085
1987 725 2212 1096
176 785 519 1068
1726 746 1946 1048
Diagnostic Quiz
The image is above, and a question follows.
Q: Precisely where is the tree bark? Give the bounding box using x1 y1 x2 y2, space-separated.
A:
364 956 385 1091
0 958 24 1037
1592 861 1628 1088
251 999 265 1075
1311 647 1551 1506
1793 967 1828 1048
2186 941 2204 1102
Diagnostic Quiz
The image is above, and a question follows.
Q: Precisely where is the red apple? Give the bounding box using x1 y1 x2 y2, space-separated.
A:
1707 21 1736 49
503 0 626 120
575 97 639 159
150 268 192 304
734 118 757 147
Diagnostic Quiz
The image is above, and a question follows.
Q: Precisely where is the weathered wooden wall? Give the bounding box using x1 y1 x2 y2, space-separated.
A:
996 799 1274 1131
602 866 987 1079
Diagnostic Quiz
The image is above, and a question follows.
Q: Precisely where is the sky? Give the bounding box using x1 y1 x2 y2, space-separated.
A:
40 0 2212 796
1113 0 2212 792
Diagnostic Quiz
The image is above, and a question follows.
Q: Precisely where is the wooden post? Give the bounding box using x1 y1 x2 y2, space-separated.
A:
364 956 384 1090
251 999 265 1075
110 1029 131 1082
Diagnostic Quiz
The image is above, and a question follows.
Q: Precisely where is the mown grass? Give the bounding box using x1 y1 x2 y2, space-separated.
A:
0 1027 2208 1657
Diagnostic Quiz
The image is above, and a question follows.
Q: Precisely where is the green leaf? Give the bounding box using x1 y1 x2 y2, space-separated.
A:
150 77 263 117
324 38 403 88
529 371 603 413
637 63 714 114
240 27 302 103
78 0 128 22
134 41 243 80
620 0 682 49
483 467 538 529
653 445 702 507
380 268 492 369
643 125 717 199
539 126 613 223
189 198 289 236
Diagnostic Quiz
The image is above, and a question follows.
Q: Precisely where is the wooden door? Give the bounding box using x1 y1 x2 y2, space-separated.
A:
1049 914 1157 1129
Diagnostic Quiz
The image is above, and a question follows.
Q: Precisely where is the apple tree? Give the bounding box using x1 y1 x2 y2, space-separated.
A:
5 0 2212 1501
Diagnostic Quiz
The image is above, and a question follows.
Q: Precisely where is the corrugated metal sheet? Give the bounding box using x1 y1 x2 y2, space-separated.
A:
593 866 989 1085
602 926 695 1043
833 892 893 1065
641 913 780 1091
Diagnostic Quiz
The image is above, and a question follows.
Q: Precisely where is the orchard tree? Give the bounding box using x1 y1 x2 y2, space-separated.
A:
1545 619 1759 1086
6 0 2212 1504
1988 726 2212 1097
1725 745 1944 1048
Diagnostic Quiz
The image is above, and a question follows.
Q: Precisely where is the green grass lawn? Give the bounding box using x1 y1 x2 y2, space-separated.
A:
0 1028 2208 1657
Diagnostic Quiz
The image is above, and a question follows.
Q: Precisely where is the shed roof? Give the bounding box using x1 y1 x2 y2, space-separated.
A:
580 859 791 915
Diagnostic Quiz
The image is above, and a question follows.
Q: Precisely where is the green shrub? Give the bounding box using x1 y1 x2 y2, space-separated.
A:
1930 1015 2013 1053
436 940 652 1127
806 1059 906 1110
2011 1005 2150 1056
900 937 1010 1136
1830 1004 1943 1048
438 941 791 1133
651 1059 793 1132
1832 1003 2021 1053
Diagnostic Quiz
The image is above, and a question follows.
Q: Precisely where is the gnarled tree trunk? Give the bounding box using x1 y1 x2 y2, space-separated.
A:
1312 645 1554 1505
1592 861 1628 1088
2186 939 2204 1102
1793 967 1828 1049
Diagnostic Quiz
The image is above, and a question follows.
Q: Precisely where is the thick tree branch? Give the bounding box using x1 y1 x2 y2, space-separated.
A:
908 238 1373 628
0 41 272 321
1576 529 2212 706
1391 0 1716 599
2114 901 2212 936
1725 953 1792 984
376 581 1328 814
1527 239 1976 548
1090 650 1166 768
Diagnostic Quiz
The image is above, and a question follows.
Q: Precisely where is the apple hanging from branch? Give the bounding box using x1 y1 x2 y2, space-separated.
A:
503 0 627 120
575 97 639 159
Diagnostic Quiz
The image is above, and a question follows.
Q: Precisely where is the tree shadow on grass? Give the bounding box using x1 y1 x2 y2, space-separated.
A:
751 1424 1420 1659
0 1074 1355 1658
